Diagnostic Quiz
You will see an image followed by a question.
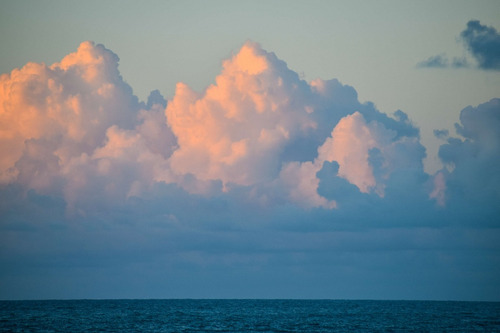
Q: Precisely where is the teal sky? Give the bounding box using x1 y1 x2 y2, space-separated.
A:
2 0 499 171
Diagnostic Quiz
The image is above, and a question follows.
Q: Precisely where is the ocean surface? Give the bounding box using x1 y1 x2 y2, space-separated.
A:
1 299 499 332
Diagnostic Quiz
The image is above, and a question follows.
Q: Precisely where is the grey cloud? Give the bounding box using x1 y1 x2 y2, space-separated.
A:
461 20 500 70
417 54 449 68
451 56 470 68
433 129 449 139
146 89 167 109
438 98 500 219
418 20 499 70
417 55 470 69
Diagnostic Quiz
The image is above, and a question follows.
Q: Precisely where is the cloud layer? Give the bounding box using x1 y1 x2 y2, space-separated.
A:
1 40 499 300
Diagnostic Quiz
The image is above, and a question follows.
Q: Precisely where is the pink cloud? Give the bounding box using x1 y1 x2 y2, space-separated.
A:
0 40 429 212
165 41 316 192
318 112 379 193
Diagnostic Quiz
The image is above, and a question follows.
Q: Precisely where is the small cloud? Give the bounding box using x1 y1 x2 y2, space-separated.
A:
433 129 449 139
416 54 449 68
146 89 167 109
460 20 500 70
417 55 470 69
451 56 470 68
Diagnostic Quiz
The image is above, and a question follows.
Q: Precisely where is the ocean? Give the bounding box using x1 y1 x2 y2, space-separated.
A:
1 299 499 332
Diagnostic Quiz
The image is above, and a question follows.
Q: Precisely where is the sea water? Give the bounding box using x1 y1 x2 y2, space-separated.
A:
1 299 499 332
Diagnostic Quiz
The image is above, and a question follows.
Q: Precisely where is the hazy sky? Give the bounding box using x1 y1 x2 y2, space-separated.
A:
0 1 499 300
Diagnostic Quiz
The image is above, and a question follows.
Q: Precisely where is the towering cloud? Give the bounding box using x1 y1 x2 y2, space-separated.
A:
0 42 177 210
164 42 425 208
0 42 138 185
435 98 500 210
0 40 497 218
165 43 316 191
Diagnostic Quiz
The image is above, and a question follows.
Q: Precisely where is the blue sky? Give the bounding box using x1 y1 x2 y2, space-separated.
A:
0 0 499 300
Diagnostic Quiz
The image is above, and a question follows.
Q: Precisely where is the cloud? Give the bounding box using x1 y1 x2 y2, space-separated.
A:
319 111 424 196
433 129 449 139
163 42 425 210
451 56 470 68
1 41 499 300
461 20 500 70
417 20 500 70
417 54 449 68
435 98 500 212
3 40 495 217
0 41 139 186
165 42 317 192
0 41 177 211
417 54 470 69
1 40 498 223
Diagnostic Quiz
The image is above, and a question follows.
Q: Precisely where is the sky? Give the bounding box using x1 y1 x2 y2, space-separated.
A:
0 0 499 301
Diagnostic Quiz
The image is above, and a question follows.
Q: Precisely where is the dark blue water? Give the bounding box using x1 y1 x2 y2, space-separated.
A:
1 299 499 332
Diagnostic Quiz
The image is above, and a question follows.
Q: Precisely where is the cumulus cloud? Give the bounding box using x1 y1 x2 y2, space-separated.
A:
0 41 177 210
165 43 319 193
435 98 500 210
0 39 495 220
0 41 138 186
163 42 425 209
277 109 425 209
